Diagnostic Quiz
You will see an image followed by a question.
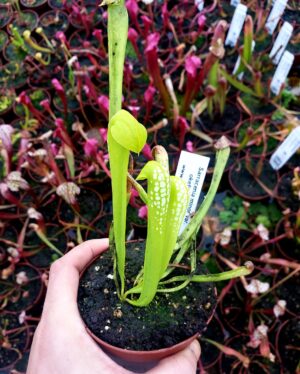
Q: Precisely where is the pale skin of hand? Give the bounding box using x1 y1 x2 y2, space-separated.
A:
27 239 201 374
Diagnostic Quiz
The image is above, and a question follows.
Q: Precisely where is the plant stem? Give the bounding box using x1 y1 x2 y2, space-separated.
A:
158 262 254 293
107 0 128 296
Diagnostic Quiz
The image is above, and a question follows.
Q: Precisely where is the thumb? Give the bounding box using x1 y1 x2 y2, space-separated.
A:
147 340 201 374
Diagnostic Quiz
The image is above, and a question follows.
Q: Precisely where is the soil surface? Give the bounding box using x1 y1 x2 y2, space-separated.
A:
275 215 300 262
229 158 278 199
0 314 28 369
278 318 300 373
78 242 217 351
3 264 42 313
199 104 241 134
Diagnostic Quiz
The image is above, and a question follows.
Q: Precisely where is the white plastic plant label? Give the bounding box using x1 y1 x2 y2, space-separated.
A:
269 22 293 65
225 4 248 47
195 0 204 11
230 0 240 6
265 0 288 35
176 151 210 234
270 127 300 170
232 41 256 79
270 51 294 95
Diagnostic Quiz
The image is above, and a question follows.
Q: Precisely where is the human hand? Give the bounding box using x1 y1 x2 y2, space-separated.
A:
27 239 201 374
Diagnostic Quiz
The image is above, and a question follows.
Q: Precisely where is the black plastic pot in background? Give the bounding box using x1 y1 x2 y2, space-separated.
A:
69 2 102 32
198 101 242 136
234 117 279 157
219 278 276 335
0 62 28 90
7 10 38 35
25 224 68 270
220 334 282 374
276 171 300 212
214 229 269 274
0 29 8 54
39 10 69 38
0 313 30 371
21 0 48 10
199 314 225 371
274 213 300 262
0 6 12 29
276 318 300 374
48 0 72 11
229 156 279 201
13 88 51 118
1 263 44 314
0 88 16 120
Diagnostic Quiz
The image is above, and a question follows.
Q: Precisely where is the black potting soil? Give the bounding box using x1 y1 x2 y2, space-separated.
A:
200 316 224 368
199 104 240 134
275 215 300 262
275 271 300 316
0 314 28 369
3 264 42 313
278 319 300 373
229 159 278 199
78 241 217 351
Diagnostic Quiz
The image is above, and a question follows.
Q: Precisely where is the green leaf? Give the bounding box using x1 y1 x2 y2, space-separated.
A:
208 61 219 88
110 109 147 153
256 215 270 228
161 176 189 276
126 161 170 306
220 68 258 97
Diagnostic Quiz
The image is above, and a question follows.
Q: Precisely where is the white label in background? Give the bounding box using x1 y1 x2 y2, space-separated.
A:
232 41 256 79
176 151 210 234
270 51 294 95
269 22 293 65
230 0 240 7
225 4 248 47
195 0 204 11
270 127 300 170
265 0 288 35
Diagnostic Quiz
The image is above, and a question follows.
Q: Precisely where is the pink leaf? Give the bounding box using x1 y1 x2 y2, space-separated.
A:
138 205 148 219
145 33 160 53
84 138 98 158
99 128 108 143
185 56 202 78
144 85 156 103
142 143 153 160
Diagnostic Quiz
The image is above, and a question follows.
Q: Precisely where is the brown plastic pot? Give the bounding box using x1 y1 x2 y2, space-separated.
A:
79 243 217 364
88 328 199 363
